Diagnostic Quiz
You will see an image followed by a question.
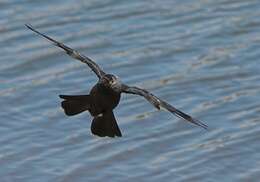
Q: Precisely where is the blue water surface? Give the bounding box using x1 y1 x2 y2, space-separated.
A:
1 0 260 181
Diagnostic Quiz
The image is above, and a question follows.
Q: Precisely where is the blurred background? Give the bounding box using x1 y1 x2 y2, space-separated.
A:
1 0 260 181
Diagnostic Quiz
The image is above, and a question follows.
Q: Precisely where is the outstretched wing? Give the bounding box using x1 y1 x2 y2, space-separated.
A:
121 84 208 130
25 24 105 79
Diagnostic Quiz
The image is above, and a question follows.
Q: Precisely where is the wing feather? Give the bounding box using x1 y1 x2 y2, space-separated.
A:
25 24 105 78
121 84 208 130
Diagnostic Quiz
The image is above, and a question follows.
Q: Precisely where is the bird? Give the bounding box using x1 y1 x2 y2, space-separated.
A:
25 24 208 137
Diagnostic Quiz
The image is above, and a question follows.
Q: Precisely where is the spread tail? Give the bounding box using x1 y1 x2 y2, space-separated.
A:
91 111 122 137
59 95 91 116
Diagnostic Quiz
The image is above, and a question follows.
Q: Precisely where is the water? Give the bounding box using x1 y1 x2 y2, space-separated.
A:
1 0 260 181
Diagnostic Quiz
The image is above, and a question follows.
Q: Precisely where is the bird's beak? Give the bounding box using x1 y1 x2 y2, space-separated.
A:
110 77 118 86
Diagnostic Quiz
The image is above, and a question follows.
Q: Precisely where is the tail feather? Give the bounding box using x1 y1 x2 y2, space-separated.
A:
59 95 91 116
91 111 122 137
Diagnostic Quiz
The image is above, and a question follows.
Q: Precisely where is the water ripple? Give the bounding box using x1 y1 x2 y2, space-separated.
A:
1 0 260 181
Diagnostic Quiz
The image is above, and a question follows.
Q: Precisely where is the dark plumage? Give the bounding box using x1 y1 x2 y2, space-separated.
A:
26 24 208 138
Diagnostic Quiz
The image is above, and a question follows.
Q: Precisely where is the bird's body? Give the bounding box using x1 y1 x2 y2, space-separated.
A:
26 24 208 138
89 81 121 116
89 76 122 137
60 74 122 137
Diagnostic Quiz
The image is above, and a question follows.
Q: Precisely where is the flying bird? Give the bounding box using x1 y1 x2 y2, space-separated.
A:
26 24 208 137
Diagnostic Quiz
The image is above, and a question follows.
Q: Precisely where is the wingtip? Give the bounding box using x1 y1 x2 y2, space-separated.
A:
25 23 32 29
25 24 37 33
193 118 209 131
201 123 209 130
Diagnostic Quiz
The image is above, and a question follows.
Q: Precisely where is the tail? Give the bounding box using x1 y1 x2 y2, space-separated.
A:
91 111 122 137
59 95 91 116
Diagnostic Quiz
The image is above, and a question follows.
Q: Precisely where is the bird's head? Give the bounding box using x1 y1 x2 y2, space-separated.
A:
100 74 120 89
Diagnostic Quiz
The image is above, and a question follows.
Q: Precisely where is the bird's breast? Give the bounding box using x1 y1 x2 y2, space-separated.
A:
89 84 121 115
